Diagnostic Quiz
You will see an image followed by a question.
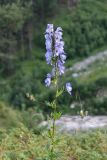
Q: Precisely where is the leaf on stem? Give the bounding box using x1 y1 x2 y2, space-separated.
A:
56 87 64 98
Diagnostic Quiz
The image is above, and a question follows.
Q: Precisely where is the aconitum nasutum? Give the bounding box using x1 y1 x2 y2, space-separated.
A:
45 24 72 95
44 24 73 160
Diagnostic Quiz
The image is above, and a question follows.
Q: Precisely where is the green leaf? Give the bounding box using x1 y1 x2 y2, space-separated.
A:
53 112 62 120
45 100 56 109
56 88 64 98
54 138 60 145
45 101 52 107
48 129 53 138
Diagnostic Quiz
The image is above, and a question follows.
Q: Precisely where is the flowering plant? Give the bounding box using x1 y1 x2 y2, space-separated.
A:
44 24 72 160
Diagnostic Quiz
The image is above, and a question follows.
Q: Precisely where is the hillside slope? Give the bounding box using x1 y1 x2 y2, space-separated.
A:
0 0 107 115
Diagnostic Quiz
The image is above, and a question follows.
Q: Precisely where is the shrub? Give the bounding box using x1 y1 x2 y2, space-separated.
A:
0 102 21 129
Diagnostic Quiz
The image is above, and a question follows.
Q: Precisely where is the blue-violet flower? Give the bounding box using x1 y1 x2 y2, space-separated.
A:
45 73 51 87
66 83 72 95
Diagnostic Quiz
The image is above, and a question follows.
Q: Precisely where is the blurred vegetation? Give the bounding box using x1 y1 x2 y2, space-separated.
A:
0 0 107 119
0 102 21 129
0 0 107 159
53 0 107 58
0 126 107 160
0 102 45 133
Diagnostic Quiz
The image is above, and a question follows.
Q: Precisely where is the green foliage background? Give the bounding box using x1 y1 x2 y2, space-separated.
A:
0 0 107 115
0 0 107 159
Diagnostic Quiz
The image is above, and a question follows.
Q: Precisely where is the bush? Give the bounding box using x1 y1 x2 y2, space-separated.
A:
53 0 107 59
21 107 45 134
0 102 21 129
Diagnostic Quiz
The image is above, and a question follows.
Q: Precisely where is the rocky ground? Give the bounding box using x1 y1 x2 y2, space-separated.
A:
70 50 107 72
41 116 107 133
56 116 107 132
66 50 107 79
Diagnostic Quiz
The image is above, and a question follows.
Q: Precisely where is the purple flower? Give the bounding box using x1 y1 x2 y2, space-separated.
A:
66 83 72 95
44 24 68 87
46 24 54 36
55 27 63 40
54 28 64 57
45 51 53 64
45 34 52 51
45 25 53 65
57 60 65 75
55 41 64 56
45 74 51 87
60 53 66 64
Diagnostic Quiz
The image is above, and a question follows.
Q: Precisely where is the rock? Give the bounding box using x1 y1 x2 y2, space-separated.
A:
40 116 107 133
68 50 107 72
72 73 79 78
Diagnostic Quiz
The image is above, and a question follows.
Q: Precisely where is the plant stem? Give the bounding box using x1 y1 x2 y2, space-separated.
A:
50 118 55 159
50 62 58 160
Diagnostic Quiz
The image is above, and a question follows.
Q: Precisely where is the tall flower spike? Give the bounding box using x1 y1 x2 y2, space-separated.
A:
45 24 54 65
44 24 73 160
45 24 72 94
54 27 64 57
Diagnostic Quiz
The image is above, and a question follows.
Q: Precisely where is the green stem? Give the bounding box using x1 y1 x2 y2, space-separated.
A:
50 118 55 159
50 62 58 160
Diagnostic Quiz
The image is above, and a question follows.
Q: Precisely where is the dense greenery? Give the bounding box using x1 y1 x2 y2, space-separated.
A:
0 102 44 133
0 126 107 160
0 0 107 115
0 1 107 159
52 0 106 57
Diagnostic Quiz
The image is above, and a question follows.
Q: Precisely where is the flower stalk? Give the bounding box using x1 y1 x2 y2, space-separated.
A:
44 24 72 160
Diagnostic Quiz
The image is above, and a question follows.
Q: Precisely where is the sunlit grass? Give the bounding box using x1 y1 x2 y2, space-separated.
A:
0 126 107 160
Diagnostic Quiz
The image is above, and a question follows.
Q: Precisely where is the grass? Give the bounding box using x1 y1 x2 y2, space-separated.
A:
0 126 107 160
